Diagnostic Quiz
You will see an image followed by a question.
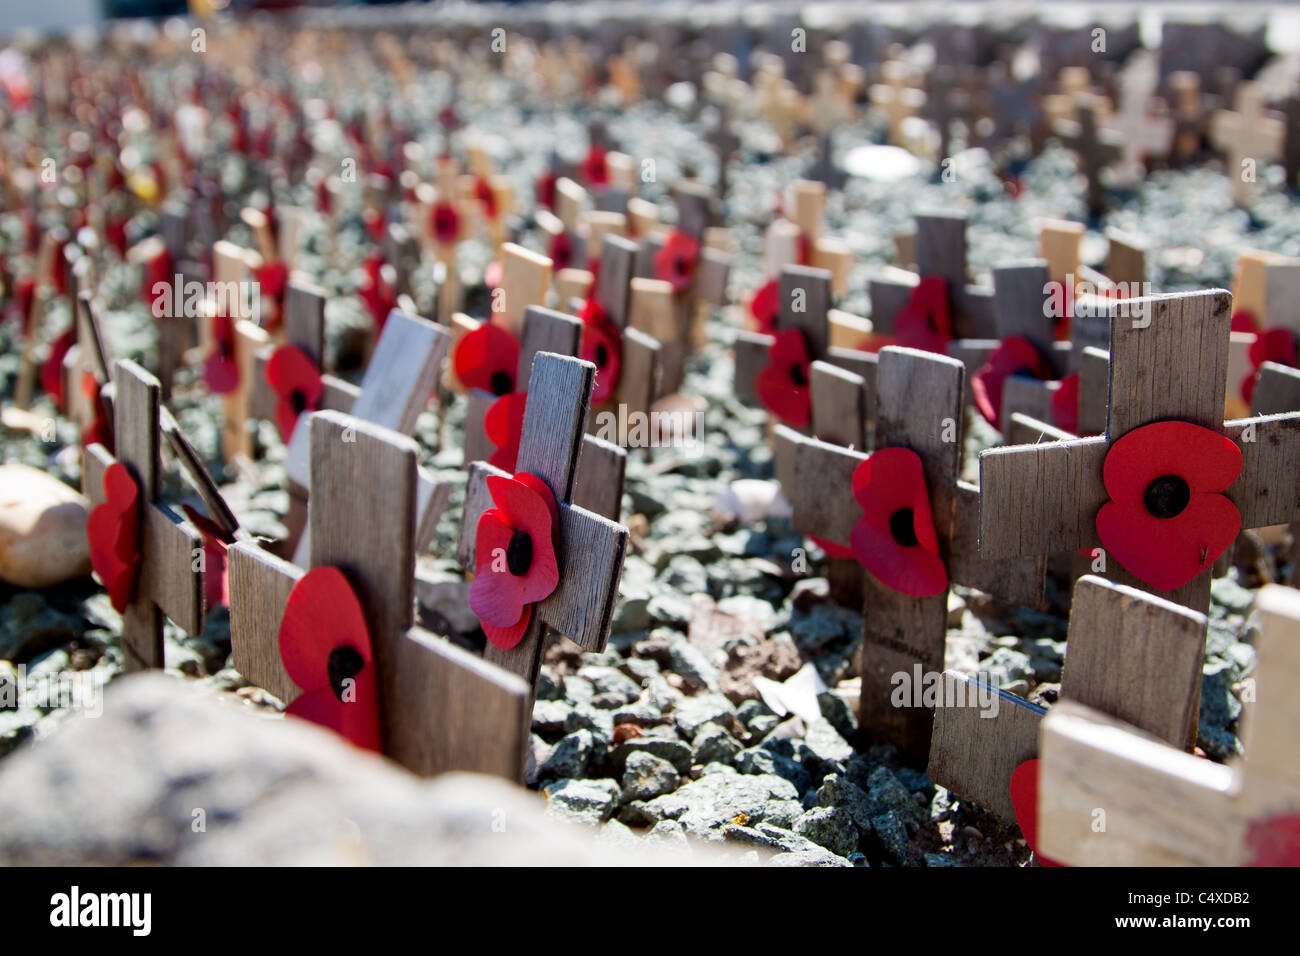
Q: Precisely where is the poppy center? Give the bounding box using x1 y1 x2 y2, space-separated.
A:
1011 366 1037 379
889 508 919 548
506 529 534 576
789 363 808 387
490 370 513 396
1143 474 1191 519
595 344 609 367
327 645 365 702
290 389 307 414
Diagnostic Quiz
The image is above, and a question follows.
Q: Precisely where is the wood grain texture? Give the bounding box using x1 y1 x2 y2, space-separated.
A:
991 259 1053 346
573 434 627 521
778 265 832 361
1078 345 1110 435
284 280 326 364
927 673 1045 821
616 327 662 417
1060 575 1206 750
733 331 775 404
499 242 553 335
1106 229 1148 288
788 434 867 545
597 234 637 327
139 502 204 637
1004 413 1073 446
810 360 866 450
868 269 918 334
516 353 594 501
351 310 449 435
825 347 878 436
114 360 164 670
162 408 239 538
1226 413 1300 531
223 320 269 460
948 481 1046 608
1251 362 1300 415
517 306 582 382
227 540 302 704
1000 377 1057 435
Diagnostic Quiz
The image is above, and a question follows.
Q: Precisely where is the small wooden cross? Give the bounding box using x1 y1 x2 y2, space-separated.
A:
205 240 269 462
62 290 113 433
980 290 1300 614
1054 94 1124 217
458 352 629 720
733 264 835 405
590 233 664 422
776 346 1046 761
1210 82 1285 206
83 360 206 672
1037 583 1300 865
868 58 926 148
1167 71 1207 164
228 411 531 780
928 574 1207 822
1099 51 1174 182
1251 362 1300 588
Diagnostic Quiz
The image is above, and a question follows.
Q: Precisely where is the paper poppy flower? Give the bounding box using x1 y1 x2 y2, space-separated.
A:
468 472 560 650
580 300 622 403
10 275 36 333
80 373 113 452
756 328 812 427
40 328 76 410
253 259 288 332
473 176 497 221
1230 309 1259 334
265 344 324 442
654 230 700 295
535 168 558 210
1095 421 1243 591
454 321 520 396
359 254 396 331
204 312 240 394
972 336 1052 428
548 232 575 272
1245 814 1300 866
87 461 141 614
749 278 780 335
1240 327 1298 404
893 276 953 354
277 566 382 752
1010 760 1064 867
1050 372 1081 435
811 535 855 560
581 145 610 186
182 504 235 609
849 446 947 597
485 390 529 472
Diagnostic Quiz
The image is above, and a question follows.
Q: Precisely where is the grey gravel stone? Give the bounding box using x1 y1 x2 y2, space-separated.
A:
637 770 799 837
665 639 720 692
538 730 596 782
867 765 926 827
622 751 681 801
612 736 694 774
564 704 614 745
531 699 572 737
816 774 874 831
543 778 621 825
794 806 859 857
691 722 742 766
871 809 911 865
673 693 737 738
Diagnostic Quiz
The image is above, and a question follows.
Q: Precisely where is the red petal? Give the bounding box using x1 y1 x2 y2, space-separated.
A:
1103 421 1242 504
1050 373 1080 434
1249 327 1298 367
278 566 373 694
454 322 519 394
1244 814 1300 866
971 336 1048 428
1230 309 1260 334
848 448 947 596
749 279 780 334
894 276 953 353
514 472 561 530
1009 760 1065 867
482 604 532 651
810 534 854 560
581 316 622 403
756 329 811 427
40 329 76 409
286 674 382 753
1096 495 1240 591
485 391 528 472
849 512 948 596
468 557 528 630
87 463 141 614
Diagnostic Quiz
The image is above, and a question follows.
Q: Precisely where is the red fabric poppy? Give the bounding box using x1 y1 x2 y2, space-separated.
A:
581 145 610 186
105 215 129 257
893 276 953 354
849 447 947 597
756 328 812 428
1244 814 1300 866
468 472 560 650
749 278 780 335
86 461 140 614
362 208 386 244
548 232 575 272
431 200 460 245
485 390 529 473
1230 309 1259 334
1095 421 1243 591
535 169 558 210
265 344 324 442
653 230 700 295
971 336 1052 428
253 259 288 332
11 276 36 334
40 329 76 410
580 300 622 403
1240 327 1298 404
453 321 520 396
359 254 396 331
181 504 235 609
81 373 113 452
797 232 812 267
811 535 855 560
474 176 497 220
1050 372 1081 435
277 566 382 752
1009 759 1065 867
204 312 240 394
48 236 70 296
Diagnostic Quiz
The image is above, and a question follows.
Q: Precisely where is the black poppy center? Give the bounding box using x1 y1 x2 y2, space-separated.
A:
507 529 534 576
490 369 513 396
789 363 808 387
1010 366 1037 379
290 389 308 414
1143 474 1191 520
595 344 610 367
889 508 919 548
328 646 365 702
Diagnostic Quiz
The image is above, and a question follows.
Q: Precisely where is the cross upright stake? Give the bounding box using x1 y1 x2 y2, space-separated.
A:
1037 583 1300 865
927 574 1207 822
590 233 664 421
980 289 1300 614
777 346 1045 761
1054 94 1124 217
229 412 531 779
1210 82 1285 207
83 360 205 671
458 352 630 723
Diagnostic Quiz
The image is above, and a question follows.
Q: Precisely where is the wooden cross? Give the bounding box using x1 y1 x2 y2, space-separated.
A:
733 264 834 405
1037 583 1300 865
776 346 1045 761
1251 362 1300 588
228 411 531 780
590 233 664 422
1054 94 1124 217
458 352 629 720
206 240 269 462
83 360 205 672
979 290 1300 614
62 290 113 433
868 58 926 148
928 574 1207 823
1167 71 1207 164
1210 82 1285 207
1099 51 1174 182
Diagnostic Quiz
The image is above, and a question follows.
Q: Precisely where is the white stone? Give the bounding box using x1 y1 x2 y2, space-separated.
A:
0 464 92 589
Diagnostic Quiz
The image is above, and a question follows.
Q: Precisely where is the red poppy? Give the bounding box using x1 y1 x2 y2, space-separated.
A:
10 276 36 333
849 446 947 597
431 200 460 245
653 230 700 295
105 215 129 257
277 565 382 752
535 169 558 210
580 300 622 403
811 535 855 560
81 373 113 452
468 472 560 650
1244 814 1300 866
1009 760 1065 867
484 259 504 290
485 390 529 472
182 504 235 609
1095 421 1242 591
1230 309 1259 334
797 232 812 267
253 259 288 332
40 329 76 410
1050 372 1080 434
48 236 70 296
359 254 396 331
362 208 385 243
971 336 1052 428
86 461 140 614
581 145 610 186
1240 328 1298 404
893 276 952 354
453 321 520 396
749 278 780 334
204 312 240 394
756 329 812 427
548 232 575 272
474 176 497 221
265 344 324 442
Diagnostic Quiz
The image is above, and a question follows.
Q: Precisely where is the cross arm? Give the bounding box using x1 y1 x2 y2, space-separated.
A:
1226 413 1300 530
949 480 1046 608
788 432 868 546
228 540 303 704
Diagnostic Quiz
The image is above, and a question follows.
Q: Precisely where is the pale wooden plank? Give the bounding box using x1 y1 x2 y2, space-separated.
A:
572 434 626 521
1000 376 1057 435
463 389 497 465
1004 413 1073 446
1106 229 1148 289
617 327 662 417
518 306 582 382
789 434 867 545
991 259 1052 346
1077 345 1109 434
350 310 449 435
810 360 866 450
778 265 831 361
597 234 637 328
140 504 204 637
1226 413 1300 536
284 280 326 364
515 353 593 500
1251 362 1300 415
114 360 164 670
227 541 302 705
499 242 553 336
733 331 774 404
948 481 1046 608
